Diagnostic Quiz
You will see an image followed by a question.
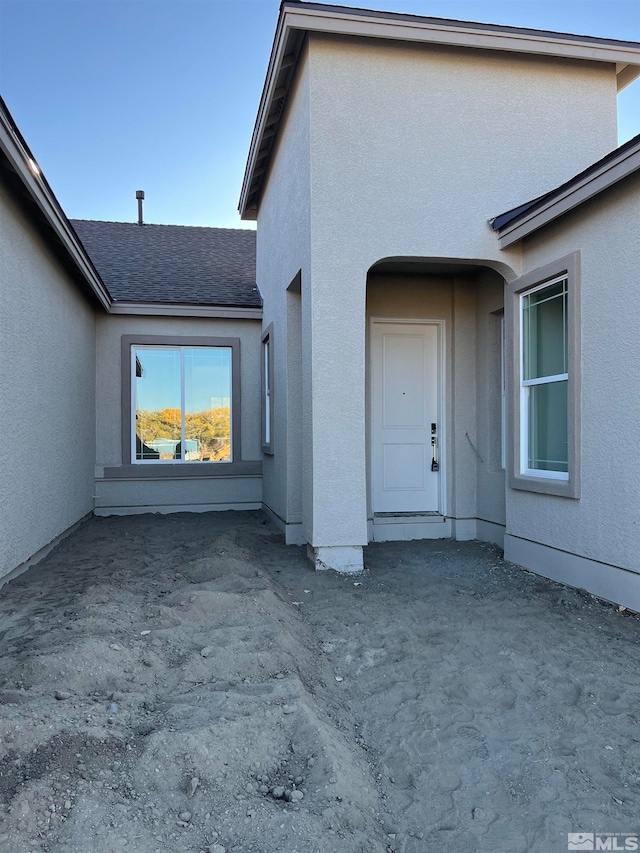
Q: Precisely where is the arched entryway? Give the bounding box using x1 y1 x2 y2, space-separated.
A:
366 257 513 545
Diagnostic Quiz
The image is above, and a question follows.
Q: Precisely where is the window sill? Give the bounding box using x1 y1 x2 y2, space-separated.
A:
509 470 579 499
100 460 262 480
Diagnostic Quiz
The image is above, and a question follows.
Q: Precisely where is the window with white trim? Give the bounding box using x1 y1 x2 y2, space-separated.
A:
507 251 580 499
520 275 568 478
261 324 274 454
132 345 232 463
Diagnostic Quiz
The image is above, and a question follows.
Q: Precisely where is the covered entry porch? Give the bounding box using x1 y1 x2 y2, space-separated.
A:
299 254 515 573
365 258 507 546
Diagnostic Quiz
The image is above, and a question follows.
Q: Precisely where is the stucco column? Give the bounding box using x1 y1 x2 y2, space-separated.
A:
301 258 368 572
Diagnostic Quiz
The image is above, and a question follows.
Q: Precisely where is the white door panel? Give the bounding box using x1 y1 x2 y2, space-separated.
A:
372 322 440 513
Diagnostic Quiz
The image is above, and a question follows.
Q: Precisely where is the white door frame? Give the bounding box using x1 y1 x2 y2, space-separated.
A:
369 317 446 516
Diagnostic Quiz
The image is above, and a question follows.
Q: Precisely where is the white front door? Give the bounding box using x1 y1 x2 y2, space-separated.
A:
371 321 441 513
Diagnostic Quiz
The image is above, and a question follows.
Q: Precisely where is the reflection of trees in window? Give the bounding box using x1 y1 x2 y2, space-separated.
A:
133 346 232 463
135 407 231 461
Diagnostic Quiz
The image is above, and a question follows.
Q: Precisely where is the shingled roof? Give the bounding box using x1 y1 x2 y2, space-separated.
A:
70 220 260 307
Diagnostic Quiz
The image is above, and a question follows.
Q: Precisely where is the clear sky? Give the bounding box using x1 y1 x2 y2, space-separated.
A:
1 0 638 228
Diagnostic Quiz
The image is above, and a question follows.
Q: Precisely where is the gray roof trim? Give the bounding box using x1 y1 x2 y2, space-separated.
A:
0 97 111 309
108 302 262 319
239 1 640 218
490 134 640 247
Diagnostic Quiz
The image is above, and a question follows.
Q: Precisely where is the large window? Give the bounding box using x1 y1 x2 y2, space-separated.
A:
507 253 580 499
133 345 232 463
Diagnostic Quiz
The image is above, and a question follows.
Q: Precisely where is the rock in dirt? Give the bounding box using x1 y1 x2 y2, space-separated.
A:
208 845 226 853
271 786 285 799
54 690 72 700
179 811 192 822
200 646 213 658
289 790 304 802
189 777 200 798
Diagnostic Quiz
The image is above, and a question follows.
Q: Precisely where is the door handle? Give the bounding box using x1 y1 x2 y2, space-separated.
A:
431 423 439 472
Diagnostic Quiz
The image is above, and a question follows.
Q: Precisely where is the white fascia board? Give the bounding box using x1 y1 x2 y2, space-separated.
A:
286 6 640 77
108 302 263 319
239 5 640 216
0 110 112 310
496 144 640 248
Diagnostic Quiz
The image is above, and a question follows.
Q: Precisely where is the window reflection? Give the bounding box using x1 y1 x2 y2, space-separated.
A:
134 346 232 463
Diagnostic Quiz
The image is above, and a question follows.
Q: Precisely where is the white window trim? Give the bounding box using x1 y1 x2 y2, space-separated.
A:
506 253 581 499
518 274 569 481
261 324 274 455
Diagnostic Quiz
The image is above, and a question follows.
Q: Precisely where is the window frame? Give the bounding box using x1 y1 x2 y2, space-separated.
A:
261 323 274 455
506 252 581 499
119 334 245 477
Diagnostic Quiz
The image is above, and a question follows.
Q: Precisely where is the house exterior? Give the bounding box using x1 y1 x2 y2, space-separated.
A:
0 97 263 584
239 3 640 603
1 2 639 611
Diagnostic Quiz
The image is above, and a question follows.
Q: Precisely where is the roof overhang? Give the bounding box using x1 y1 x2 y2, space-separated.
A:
239 1 640 218
491 137 640 247
0 98 112 310
108 302 262 319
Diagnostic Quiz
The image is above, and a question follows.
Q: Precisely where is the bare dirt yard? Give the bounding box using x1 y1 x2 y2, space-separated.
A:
0 512 639 853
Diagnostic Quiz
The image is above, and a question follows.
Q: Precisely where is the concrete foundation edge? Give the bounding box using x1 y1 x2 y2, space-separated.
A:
308 545 364 574
504 534 640 611
370 517 505 547
261 504 305 545
95 502 262 516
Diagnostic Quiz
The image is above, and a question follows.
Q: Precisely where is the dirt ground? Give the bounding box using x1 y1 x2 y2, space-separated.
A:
0 512 639 853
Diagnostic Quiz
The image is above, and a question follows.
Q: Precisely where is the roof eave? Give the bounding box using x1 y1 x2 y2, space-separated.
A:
492 141 640 248
107 302 262 319
0 101 112 310
239 2 640 218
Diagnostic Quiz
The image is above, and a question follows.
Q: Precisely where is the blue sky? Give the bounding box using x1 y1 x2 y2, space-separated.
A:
1 0 638 228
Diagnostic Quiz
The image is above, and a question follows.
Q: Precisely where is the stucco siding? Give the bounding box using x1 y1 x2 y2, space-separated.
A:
94 313 262 513
0 181 96 579
475 272 506 529
295 33 617 553
256 49 312 539
507 171 640 575
309 33 618 271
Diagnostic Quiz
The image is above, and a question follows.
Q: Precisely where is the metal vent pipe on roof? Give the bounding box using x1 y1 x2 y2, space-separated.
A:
136 190 145 225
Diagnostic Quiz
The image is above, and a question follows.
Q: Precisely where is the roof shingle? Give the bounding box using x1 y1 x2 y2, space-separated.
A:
70 220 260 307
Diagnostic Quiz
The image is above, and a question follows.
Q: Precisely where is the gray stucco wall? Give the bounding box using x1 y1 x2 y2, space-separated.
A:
506 171 640 575
475 271 506 530
0 180 96 579
255 32 619 558
94 313 262 513
288 33 618 553
309 33 617 271
256 49 312 540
